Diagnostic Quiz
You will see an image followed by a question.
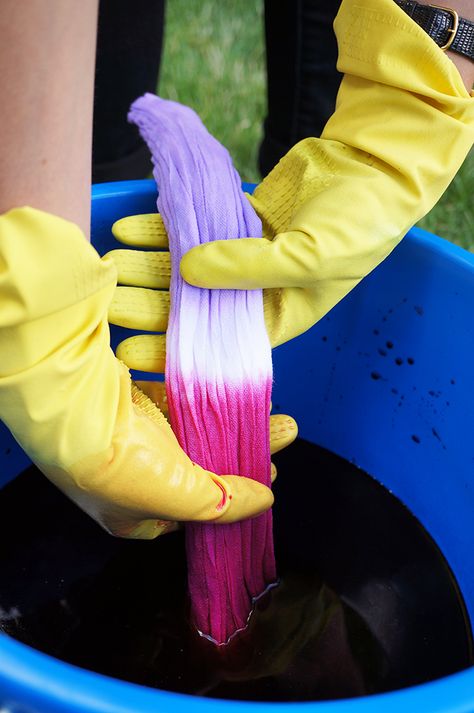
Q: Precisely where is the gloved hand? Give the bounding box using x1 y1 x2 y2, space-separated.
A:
0 207 278 540
179 0 474 346
109 0 473 350
106 220 299 458
130 380 296 485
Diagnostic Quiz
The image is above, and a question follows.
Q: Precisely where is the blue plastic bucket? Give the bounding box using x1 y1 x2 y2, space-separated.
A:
1 179 474 712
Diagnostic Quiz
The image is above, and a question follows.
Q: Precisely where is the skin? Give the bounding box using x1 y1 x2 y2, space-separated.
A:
0 1 99 237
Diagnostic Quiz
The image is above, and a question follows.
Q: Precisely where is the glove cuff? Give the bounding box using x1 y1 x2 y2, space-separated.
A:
0 207 117 330
0 207 121 466
334 0 473 100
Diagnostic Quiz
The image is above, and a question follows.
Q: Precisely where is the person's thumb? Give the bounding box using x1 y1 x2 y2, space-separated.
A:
180 231 318 290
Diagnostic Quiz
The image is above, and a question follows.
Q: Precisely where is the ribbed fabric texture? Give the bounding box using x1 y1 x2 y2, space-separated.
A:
129 94 276 644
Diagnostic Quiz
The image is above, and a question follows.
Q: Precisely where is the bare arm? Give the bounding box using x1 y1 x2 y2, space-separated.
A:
0 0 99 237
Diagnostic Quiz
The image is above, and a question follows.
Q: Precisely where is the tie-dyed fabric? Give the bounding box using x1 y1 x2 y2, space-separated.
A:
129 94 276 644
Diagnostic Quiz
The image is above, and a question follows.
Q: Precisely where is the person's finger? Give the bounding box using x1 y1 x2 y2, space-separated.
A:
116 334 166 373
105 248 171 289
270 413 298 454
210 474 274 524
135 379 168 417
180 232 317 290
108 286 170 331
270 462 277 483
112 213 169 248
112 469 275 539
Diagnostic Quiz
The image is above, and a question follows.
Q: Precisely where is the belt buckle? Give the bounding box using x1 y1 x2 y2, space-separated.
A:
429 4 460 50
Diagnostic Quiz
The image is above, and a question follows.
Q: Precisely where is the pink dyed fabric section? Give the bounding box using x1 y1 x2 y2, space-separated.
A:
129 94 276 644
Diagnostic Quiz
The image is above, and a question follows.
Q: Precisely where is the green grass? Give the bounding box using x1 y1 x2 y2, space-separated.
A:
160 0 474 250
159 0 265 183
417 150 474 250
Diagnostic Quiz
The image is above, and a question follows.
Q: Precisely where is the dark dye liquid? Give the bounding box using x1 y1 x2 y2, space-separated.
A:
0 439 471 702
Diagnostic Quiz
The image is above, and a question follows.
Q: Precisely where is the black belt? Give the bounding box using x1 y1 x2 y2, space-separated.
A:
394 0 474 62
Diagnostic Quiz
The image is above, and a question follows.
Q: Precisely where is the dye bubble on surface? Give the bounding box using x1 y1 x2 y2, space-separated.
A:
0 440 471 702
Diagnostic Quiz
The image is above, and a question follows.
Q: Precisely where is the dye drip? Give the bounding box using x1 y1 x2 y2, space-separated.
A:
0 440 471 702
128 95 275 645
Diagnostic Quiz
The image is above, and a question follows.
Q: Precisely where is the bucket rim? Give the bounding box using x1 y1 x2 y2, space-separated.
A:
1 630 474 713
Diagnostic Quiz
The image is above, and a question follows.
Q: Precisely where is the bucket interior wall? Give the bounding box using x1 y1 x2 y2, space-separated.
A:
1 179 473 713
271 229 474 627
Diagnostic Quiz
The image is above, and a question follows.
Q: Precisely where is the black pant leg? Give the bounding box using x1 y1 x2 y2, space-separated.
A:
259 0 342 176
92 0 166 182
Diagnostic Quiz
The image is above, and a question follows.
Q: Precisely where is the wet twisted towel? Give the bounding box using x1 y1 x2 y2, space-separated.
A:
129 94 276 644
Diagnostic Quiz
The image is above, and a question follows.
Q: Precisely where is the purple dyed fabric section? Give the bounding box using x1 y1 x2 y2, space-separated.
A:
129 94 275 644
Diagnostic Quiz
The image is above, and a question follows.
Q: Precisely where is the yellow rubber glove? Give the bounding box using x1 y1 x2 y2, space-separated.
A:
0 207 276 540
132 381 296 483
107 0 473 350
106 222 299 456
177 0 474 346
